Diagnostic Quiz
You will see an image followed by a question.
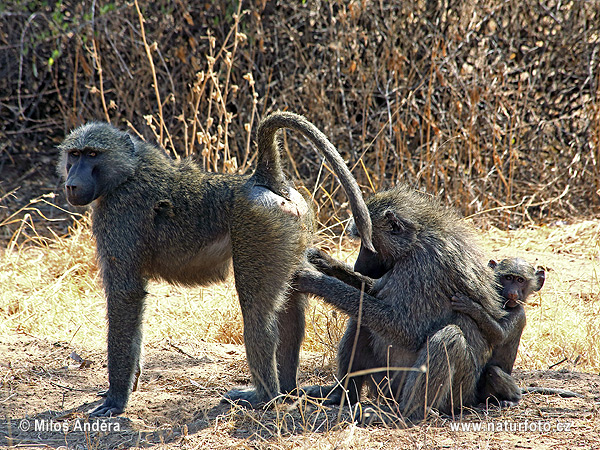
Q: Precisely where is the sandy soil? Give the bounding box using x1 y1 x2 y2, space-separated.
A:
1 333 599 449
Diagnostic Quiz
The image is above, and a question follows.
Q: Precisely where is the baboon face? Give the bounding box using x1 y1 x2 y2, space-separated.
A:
59 123 136 206
349 188 422 279
353 209 419 279
63 147 102 206
353 244 384 278
489 258 545 308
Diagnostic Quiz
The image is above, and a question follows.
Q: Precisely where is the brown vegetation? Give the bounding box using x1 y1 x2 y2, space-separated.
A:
1 0 599 243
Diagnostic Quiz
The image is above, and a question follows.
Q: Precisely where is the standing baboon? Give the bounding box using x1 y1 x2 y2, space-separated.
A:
59 111 374 416
452 258 580 403
295 185 506 419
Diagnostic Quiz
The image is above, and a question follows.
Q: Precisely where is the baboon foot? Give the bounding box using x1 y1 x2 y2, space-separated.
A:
300 384 345 405
499 399 521 408
360 406 411 428
89 398 125 417
480 398 521 409
222 388 269 408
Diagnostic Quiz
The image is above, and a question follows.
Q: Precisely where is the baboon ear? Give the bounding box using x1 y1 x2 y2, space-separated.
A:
384 210 416 234
533 268 545 291
488 259 498 269
120 133 135 155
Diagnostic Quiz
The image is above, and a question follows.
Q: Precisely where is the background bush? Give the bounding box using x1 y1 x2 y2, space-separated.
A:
1 0 598 240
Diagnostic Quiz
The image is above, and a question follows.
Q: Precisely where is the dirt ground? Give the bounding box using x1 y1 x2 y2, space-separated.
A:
1 332 599 449
1 217 599 449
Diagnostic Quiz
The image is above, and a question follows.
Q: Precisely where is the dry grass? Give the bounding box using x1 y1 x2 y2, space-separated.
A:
1 1 599 242
1 217 598 371
480 220 600 374
0 216 599 448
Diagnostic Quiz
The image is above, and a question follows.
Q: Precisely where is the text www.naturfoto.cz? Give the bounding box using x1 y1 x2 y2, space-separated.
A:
450 420 573 433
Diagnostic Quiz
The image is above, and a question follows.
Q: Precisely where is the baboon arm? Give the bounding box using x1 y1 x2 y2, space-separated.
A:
488 313 525 373
306 248 375 292
451 294 506 343
295 269 411 344
90 243 147 416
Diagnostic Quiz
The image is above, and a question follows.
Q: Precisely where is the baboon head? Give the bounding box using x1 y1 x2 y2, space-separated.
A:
489 258 545 308
349 186 437 279
58 123 137 206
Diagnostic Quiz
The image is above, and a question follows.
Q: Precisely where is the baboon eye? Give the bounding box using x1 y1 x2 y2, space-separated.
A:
88 151 98 157
504 275 513 281
516 277 525 283
69 150 81 157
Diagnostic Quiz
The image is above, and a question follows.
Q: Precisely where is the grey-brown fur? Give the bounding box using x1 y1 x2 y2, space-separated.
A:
295 185 506 420
451 257 543 406
58 111 372 416
452 258 580 404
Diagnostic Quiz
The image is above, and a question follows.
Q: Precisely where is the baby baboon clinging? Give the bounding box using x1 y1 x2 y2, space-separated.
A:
452 258 581 403
452 258 544 405
295 185 506 419
59 111 373 416
452 259 545 371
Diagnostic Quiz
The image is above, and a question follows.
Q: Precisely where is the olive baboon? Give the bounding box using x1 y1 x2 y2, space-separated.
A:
295 185 506 419
59 111 374 416
452 258 581 404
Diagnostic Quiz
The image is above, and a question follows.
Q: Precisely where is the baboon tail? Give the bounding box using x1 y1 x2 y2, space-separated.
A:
522 387 583 398
255 111 375 253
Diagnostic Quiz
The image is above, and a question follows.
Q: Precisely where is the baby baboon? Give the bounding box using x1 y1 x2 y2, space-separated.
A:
453 258 581 404
58 111 373 416
451 258 544 405
295 185 506 419
452 258 545 372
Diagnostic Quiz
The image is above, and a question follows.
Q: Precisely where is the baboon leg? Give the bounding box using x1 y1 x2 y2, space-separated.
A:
224 270 285 406
225 206 306 407
478 364 522 407
303 318 377 405
91 285 146 417
276 289 308 394
237 301 280 405
336 318 378 405
98 361 141 398
400 324 477 420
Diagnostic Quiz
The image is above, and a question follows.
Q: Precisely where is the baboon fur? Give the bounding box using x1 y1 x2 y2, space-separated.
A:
452 258 581 404
295 185 506 420
58 111 373 416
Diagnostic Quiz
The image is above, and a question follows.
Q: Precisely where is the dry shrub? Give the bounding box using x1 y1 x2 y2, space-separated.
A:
0 0 598 243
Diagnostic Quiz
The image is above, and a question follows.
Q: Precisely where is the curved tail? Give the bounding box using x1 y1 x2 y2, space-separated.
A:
254 111 375 253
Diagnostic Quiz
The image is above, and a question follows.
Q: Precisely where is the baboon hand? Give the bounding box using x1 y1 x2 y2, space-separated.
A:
451 293 478 314
306 248 335 272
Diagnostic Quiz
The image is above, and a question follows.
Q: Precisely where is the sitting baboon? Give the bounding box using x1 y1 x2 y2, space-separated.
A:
295 185 506 420
452 258 581 404
58 111 374 416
